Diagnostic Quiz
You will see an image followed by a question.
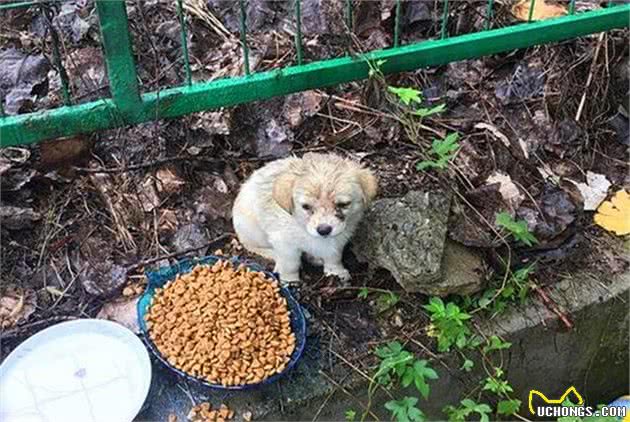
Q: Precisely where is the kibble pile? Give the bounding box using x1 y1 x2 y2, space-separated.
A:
145 260 296 386
186 403 234 422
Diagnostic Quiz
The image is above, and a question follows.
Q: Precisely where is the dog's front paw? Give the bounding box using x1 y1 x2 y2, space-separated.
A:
325 266 351 284
304 253 324 267
274 265 301 286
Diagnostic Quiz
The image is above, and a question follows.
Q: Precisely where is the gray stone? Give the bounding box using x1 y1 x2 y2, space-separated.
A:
79 261 128 297
438 240 486 296
172 223 209 255
351 190 453 294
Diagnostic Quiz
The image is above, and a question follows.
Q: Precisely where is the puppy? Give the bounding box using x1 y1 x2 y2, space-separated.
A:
232 153 377 284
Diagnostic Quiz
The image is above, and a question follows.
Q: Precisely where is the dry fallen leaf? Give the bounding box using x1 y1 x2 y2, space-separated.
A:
138 176 160 213
0 286 36 329
155 166 186 195
486 171 525 211
96 296 140 333
594 189 630 236
568 171 611 211
475 122 510 149
512 0 566 21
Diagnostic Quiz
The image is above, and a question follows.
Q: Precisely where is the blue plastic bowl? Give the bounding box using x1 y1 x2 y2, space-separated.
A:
137 255 307 390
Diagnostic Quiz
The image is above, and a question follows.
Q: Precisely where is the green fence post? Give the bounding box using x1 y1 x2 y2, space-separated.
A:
295 0 303 65
441 0 450 39
176 0 193 85
485 0 495 30
239 0 251 75
345 0 352 30
43 4 72 106
394 0 401 47
94 0 142 121
1 3 629 147
528 0 536 22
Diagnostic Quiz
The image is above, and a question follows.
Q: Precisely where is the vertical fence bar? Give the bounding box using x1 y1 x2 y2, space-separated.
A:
440 0 450 39
95 0 142 120
294 0 303 65
345 0 352 30
528 0 536 21
485 0 495 30
345 0 353 56
176 0 192 85
239 0 251 75
568 0 576 14
43 5 72 105
0 100 5 117
394 0 401 47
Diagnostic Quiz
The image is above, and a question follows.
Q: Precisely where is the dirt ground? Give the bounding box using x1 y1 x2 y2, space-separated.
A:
1 0 629 394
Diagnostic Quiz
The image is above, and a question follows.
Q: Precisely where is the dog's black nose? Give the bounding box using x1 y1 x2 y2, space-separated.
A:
317 224 333 236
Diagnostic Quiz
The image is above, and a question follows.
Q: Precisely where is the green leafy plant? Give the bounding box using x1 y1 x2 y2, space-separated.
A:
374 342 438 397
481 373 513 396
470 264 535 316
401 360 439 399
358 288 369 299
376 291 400 312
416 133 460 171
368 59 387 78
345 409 357 421
414 103 447 118
357 288 400 313
388 86 423 106
369 342 439 422
387 87 446 120
497 399 522 416
374 342 414 387
444 399 492 422
423 301 523 421
424 297 472 352
496 212 538 246
385 397 426 422
460 358 474 372
482 336 512 354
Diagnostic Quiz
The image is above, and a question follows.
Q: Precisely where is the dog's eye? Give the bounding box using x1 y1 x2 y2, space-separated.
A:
336 202 351 209
302 204 312 211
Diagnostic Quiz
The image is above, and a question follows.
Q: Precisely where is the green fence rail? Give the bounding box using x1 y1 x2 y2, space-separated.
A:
0 1 629 148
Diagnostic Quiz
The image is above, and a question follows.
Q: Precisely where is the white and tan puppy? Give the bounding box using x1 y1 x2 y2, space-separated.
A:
232 153 377 284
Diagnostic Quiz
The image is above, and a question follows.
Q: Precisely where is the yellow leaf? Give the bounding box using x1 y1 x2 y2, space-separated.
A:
594 190 630 236
512 0 567 21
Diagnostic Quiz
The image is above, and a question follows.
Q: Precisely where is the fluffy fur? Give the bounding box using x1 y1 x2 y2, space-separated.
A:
232 153 377 284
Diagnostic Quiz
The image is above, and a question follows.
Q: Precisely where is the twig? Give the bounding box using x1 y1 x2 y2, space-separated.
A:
575 32 605 122
74 156 224 174
329 349 395 400
311 374 344 422
318 370 381 421
532 284 574 330
126 233 232 271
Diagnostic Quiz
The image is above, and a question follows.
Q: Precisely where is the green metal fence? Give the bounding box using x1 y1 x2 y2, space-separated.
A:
0 0 629 148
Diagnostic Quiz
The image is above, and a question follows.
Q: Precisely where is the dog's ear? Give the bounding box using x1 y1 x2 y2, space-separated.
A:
357 169 378 204
273 172 297 213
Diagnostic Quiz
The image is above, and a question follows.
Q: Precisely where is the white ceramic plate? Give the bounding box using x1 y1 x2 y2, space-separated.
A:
0 319 152 422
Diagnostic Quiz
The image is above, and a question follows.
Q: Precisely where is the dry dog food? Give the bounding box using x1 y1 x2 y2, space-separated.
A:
145 260 296 386
187 403 234 422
